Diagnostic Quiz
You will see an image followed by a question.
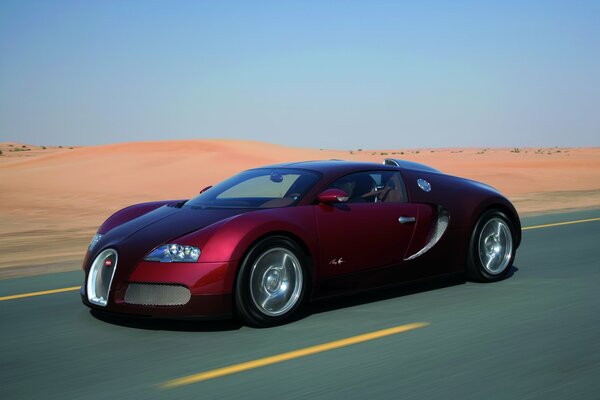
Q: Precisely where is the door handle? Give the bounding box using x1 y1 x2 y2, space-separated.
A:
398 216 416 224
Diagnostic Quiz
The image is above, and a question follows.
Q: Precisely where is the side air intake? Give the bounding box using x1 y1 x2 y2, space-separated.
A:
405 206 449 261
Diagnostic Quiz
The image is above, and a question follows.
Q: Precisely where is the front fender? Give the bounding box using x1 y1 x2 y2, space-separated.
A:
178 206 318 263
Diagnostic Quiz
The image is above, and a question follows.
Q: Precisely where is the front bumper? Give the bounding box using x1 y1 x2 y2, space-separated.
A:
80 286 232 318
81 259 236 318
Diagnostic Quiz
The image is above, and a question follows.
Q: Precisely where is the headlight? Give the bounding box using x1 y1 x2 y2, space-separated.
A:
89 233 102 251
144 244 201 263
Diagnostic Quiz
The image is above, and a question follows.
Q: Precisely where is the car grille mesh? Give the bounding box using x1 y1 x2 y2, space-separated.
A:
124 283 191 306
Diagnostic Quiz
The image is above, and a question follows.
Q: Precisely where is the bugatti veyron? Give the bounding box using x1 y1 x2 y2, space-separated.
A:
81 159 521 326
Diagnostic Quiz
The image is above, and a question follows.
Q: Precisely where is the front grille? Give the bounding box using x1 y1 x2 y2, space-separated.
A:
87 249 118 307
125 283 191 306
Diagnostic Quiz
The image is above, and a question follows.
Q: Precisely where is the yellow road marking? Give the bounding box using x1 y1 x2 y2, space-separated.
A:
0 286 80 301
161 322 429 388
522 217 600 231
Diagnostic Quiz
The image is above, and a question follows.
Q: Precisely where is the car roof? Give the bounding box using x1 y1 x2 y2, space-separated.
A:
258 160 400 175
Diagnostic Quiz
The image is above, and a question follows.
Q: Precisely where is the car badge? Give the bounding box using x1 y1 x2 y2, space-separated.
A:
417 178 431 192
329 257 345 265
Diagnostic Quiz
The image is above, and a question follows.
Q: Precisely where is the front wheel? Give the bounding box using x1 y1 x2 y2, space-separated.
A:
467 210 516 282
235 237 310 327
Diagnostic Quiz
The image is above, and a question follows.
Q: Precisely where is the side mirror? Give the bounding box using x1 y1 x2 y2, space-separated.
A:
318 188 349 204
199 185 212 194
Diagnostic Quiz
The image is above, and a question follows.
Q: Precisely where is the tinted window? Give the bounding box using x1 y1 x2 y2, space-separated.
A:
328 171 406 203
187 168 320 209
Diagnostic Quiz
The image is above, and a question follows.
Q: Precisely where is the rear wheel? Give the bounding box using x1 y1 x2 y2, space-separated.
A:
235 236 310 327
467 210 516 282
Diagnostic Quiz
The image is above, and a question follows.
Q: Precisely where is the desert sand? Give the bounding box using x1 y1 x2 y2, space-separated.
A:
1 140 599 278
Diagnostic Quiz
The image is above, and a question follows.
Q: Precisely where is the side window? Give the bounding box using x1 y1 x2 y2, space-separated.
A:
328 172 377 203
377 171 407 203
328 171 407 203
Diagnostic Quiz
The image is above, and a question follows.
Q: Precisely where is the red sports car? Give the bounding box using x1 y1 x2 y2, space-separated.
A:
81 159 521 326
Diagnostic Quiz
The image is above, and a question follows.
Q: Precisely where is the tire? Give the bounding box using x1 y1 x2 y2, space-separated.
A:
235 236 310 327
467 209 516 282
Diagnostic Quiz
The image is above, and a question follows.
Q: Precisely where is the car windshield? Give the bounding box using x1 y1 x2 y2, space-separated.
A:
186 168 321 209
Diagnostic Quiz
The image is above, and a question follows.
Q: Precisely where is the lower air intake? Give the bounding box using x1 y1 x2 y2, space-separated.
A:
125 283 191 306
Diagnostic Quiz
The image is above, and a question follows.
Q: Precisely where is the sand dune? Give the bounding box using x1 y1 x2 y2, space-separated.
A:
1 140 599 278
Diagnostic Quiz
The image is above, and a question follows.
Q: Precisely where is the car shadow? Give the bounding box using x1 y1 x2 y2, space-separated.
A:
90 309 243 332
505 265 519 279
304 273 465 317
304 265 519 317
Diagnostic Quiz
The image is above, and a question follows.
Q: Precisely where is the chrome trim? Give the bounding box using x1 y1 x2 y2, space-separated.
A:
405 207 449 261
87 248 118 307
399 216 416 224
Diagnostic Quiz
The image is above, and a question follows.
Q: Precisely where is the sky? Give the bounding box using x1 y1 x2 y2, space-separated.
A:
0 0 599 149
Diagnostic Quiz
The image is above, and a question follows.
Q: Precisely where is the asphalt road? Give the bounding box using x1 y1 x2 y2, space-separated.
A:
1 210 599 400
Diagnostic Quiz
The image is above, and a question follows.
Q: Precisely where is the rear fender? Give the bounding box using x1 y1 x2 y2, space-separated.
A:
402 169 521 247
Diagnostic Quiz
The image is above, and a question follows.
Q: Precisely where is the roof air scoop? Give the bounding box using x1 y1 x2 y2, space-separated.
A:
383 158 441 173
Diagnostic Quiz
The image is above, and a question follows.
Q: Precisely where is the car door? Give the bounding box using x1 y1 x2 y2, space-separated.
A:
314 170 426 279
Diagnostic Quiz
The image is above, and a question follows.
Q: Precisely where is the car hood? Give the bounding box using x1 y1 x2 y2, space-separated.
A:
89 205 249 285
103 205 247 244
